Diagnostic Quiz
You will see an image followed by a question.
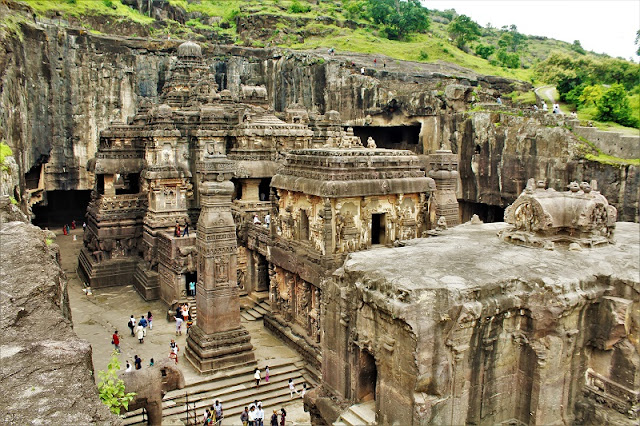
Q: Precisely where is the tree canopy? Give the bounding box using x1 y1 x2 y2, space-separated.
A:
367 0 430 40
448 14 481 49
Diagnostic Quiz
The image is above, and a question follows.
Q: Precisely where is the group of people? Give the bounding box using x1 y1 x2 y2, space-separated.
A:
175 303 191 335
174 221 190 237
124 355 154 372
126 312 153 344
62 220 79 235
252 213 271 228
239 402 286 426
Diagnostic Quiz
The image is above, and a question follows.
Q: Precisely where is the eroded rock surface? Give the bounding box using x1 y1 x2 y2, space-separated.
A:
0 216 119 424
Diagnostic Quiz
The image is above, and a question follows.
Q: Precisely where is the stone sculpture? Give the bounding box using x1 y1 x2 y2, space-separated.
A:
119 358 185 426
500 178 617 248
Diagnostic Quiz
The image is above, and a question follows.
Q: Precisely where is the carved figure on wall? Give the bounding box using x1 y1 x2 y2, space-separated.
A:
367 136 377 149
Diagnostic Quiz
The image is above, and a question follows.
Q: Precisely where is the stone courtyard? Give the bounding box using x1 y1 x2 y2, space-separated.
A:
58 227 311 425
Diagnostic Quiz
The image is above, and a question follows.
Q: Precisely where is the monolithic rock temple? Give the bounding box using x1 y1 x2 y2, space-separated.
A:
1 14 639 426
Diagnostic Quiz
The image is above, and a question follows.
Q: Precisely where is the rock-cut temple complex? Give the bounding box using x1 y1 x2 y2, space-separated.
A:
2 35 637 425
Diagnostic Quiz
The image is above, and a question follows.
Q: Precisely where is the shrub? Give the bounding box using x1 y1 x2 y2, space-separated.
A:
596 83 639 127
97 351 136 415
289 0 311 14
418 49 429 61
475 44 495 59
496 48 520 69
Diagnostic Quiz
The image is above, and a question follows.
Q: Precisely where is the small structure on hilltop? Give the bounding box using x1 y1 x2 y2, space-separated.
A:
499 178 617 248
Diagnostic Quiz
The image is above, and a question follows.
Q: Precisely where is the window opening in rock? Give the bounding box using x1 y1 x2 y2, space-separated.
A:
115 173 140 195
352 125 422 154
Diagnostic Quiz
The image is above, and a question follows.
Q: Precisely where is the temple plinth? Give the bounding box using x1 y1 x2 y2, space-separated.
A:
185 154 255 373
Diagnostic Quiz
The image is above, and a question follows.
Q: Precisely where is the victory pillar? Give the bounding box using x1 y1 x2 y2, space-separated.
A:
185 154 255 373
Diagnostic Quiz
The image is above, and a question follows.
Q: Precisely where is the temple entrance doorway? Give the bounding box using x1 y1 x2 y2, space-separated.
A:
32 190 92 228
356 349 377 402
371 213 386 245
184 272 197 297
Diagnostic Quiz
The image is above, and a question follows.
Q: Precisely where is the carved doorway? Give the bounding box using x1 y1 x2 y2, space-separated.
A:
356 349 377 402
184 272 197 297
371 213 386 245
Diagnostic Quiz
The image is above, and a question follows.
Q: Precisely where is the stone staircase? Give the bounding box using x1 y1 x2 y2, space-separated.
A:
333 401 376 426
123 359 316 425
241 299 271 321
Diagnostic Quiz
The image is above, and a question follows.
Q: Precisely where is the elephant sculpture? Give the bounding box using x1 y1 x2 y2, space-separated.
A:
119 358 185 425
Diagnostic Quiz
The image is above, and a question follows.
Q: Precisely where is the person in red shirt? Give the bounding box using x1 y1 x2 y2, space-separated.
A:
112 330 120 353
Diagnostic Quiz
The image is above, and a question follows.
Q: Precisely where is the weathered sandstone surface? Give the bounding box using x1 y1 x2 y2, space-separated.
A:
0 208 119 424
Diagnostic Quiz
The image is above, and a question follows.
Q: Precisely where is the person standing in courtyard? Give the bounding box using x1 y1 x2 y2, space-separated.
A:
134 355 142 370
301 383 307 398
256 403 264 426
279 408 286 426
248 406 257 426
240 406 249 426
182 222 189 237
139 315 148 336
175 315 183 335
270 410 278 426
125 360 132 372
265 365 270 383
128 314 136 336
213 400 223 423
147 311 153 330
189 280 196 297
254 368 261 387
111 330 120 353
136 322 145 343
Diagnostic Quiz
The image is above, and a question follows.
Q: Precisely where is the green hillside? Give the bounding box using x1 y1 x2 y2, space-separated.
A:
12 0 640 128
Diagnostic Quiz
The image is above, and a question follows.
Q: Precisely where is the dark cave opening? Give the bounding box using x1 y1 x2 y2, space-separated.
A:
31 190 92 228
351 125 422 154
459 201 505 224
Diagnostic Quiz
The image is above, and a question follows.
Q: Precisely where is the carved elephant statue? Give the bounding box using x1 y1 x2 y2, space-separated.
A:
119 358 185 425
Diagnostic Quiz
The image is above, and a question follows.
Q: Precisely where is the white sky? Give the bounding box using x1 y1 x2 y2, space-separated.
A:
424 0 640 61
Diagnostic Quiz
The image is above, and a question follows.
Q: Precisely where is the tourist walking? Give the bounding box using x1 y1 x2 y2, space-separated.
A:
203 408 211 425
128 314 136 336
270 410 278 426
213 400 223 423
136 323 145 343
279 408 286 426
240 407 249 426
149 358 154 367
265 365 270 383
301 383 307 398
248 406 257 426
182 223 189 237
134 355 142 370
147 311 153 330
254 368 261 387
288 378 297 398
138 315 148 335
175 221 181 237
175 315 183 335
255 403 264 426
111 330 120 353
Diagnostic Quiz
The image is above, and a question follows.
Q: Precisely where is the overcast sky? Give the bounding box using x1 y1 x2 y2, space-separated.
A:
424 0 640 61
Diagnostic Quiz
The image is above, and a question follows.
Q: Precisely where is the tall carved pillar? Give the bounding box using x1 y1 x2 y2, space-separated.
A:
426 149 460 227
185 154 255 373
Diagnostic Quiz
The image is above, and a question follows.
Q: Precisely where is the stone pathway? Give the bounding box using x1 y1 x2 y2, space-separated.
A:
55 227 311 425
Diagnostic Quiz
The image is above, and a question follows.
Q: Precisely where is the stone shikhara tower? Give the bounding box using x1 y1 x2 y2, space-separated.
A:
185 153 255 372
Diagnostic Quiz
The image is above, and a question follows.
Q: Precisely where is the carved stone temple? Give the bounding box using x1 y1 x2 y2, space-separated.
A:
73 41 639 425
184 153 254 373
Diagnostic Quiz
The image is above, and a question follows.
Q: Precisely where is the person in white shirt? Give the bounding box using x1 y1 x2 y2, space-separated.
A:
288 378 297 398
254 368 261 387
256 403 265 426
248 406 257 425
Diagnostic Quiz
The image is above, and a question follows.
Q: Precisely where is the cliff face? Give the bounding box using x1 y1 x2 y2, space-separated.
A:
1 14 637 221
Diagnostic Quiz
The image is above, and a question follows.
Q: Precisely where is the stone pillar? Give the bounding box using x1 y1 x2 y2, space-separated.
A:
241 179 261 201
426 149 460 227
185 154 255 373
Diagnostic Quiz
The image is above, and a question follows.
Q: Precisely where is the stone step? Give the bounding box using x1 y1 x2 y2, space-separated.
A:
350 401 376 424
124 366 310 424
253 305 268 315
337 410 363 426
240 311 255 321
244 309 261 320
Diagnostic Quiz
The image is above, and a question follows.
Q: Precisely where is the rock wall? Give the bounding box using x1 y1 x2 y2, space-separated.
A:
0 205 119 424
434 111 640 222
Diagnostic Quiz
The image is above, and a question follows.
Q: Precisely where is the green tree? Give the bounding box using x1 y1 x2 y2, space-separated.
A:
497 48 520 69
571 40 586 55
97 351 136 415
635 29 640 56
596 83 637 127
579 85 604 106
367 0 429 40
475 44 495 59
447 14 480 49
498 24 525 52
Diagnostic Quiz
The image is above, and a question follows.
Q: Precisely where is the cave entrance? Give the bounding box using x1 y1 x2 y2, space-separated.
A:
184 272 197 297
31 190 92 228
356 349 377 403
352 125 422 154
459 201 505 224
371 213 386 245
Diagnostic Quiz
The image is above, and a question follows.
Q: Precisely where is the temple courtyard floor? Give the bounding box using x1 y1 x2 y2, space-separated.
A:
56 227 311 425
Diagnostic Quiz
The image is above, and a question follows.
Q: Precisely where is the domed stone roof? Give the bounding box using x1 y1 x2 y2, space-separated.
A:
177 40 202 58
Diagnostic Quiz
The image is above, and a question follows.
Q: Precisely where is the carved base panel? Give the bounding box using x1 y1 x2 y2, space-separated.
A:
133 262 160 301
77 248 138 288
185 324 255 373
